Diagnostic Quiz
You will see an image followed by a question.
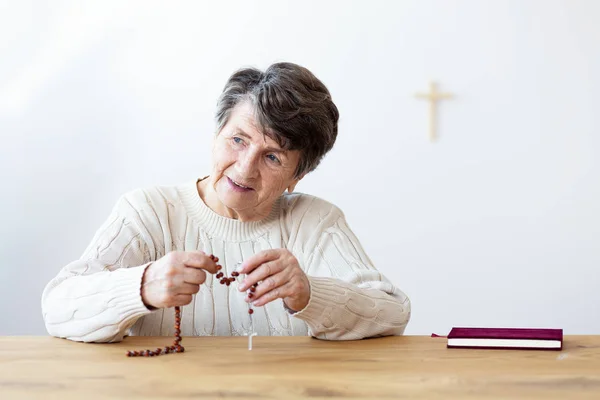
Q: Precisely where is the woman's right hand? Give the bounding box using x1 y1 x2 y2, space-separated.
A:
140 251 219 309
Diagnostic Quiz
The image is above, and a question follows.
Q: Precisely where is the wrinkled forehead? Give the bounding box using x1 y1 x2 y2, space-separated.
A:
227 101 289 151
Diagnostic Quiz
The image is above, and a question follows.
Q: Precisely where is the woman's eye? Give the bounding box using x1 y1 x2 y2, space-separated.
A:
233 137 243 144
266 154 280 164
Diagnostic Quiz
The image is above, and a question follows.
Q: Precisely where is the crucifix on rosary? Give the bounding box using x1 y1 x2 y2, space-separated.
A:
235 261 258 350
415 81 454 142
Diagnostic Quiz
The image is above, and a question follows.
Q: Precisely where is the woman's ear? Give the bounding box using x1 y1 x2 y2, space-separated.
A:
287 173 306 193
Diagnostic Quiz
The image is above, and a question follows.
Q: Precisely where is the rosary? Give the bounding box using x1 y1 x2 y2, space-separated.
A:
126 254 258 357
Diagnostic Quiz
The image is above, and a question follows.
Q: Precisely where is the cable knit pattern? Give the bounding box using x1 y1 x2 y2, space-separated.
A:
42 179 411 342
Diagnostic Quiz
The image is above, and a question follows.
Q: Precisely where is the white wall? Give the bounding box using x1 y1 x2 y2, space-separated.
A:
1 0 598 336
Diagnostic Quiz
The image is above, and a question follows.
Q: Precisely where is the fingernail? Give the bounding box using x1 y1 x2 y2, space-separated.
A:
238 284 246 291
236 262 244 272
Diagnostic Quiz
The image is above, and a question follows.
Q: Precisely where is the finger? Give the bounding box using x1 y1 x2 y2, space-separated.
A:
243 268 287 296
238 249 282 274
251 281 294 307
238 260 284 291
179 251 219 274
172 294 193 307
178 282 201 295
183 267 207 285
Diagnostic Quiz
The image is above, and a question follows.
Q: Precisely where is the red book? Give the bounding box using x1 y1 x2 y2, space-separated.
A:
447 327 563 350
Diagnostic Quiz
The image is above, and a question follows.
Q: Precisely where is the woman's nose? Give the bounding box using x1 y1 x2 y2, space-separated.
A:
237 151 259 177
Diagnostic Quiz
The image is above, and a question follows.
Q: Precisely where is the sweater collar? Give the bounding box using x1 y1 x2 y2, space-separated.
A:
178 178 281 241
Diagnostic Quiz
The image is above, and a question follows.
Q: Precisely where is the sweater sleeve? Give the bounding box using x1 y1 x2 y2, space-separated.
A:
290 200 411 340
41 194 153 343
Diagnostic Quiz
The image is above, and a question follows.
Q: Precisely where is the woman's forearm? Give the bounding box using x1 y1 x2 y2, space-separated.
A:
292 276 411 340
41 261 152 342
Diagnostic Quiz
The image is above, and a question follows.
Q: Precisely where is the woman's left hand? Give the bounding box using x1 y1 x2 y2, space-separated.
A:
237 249 310 312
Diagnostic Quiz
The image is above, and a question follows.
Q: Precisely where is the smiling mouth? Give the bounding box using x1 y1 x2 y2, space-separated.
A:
228 177 254 190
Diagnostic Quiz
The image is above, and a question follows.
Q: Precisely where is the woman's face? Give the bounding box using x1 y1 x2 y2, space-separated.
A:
210 101 302 220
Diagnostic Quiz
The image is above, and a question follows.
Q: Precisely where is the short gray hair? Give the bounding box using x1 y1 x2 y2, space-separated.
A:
215 62 339 178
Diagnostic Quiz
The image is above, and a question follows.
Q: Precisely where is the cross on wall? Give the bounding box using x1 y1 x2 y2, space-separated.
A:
415 81 454 142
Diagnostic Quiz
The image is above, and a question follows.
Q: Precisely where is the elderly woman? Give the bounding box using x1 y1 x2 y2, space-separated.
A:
42 62 411 343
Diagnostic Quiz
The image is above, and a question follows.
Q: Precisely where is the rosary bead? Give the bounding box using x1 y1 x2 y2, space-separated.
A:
248 309 254 315
250 286 256 292
231 271 239 277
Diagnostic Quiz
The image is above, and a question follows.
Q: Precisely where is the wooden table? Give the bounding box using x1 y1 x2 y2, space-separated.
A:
1 335 599 399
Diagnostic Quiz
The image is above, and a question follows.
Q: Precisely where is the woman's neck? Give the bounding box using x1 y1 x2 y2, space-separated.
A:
196 176 272 222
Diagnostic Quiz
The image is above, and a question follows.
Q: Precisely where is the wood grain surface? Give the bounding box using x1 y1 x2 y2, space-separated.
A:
1 335 599 399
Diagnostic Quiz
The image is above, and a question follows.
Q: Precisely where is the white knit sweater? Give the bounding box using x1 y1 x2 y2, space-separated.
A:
41 179 411 342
